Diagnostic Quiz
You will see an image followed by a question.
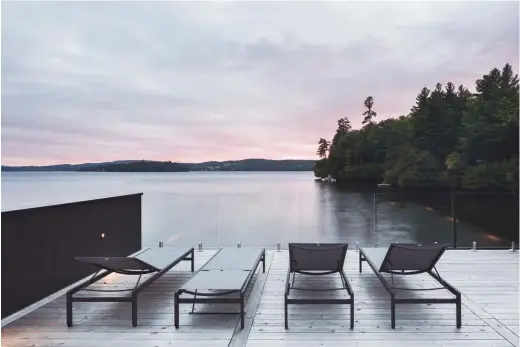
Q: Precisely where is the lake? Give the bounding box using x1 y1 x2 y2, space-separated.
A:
1 171 515 248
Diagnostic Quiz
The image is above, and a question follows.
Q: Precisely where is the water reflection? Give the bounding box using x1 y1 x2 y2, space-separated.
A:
2 172 515 248
143 184 513 249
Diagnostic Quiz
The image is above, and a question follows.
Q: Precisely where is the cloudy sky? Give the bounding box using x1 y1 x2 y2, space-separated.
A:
1 1 518 166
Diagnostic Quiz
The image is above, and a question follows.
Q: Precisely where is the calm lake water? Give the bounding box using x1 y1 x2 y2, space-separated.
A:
1 172 515 248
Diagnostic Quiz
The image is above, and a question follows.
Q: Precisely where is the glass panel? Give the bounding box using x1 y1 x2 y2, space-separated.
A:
138 190 518 250
218 193 297 249
142 193 218 248
298 189 374 247
455 192 517 248
375 191 453 247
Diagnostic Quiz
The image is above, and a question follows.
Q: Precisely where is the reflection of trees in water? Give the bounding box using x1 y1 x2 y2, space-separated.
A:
314 183 374 244
143 184 516 248
374 191 515 247
313 186 516 247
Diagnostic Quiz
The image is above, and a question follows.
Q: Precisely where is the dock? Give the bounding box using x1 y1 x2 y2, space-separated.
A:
2 249 519 347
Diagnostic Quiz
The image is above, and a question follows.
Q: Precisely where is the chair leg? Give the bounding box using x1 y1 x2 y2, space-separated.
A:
174 292 180 328
262 251 266 273
132 294 138 327
191 249 195 272
359 253 363 273
66 293 73 327
456 294 462 328
190 290 198 314
391 296 396 329
284 297 288 329
350 299 354 329
240 293 245 329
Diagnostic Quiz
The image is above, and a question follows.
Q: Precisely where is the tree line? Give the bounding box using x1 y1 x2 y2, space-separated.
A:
315 63 519 191
79 160 190 172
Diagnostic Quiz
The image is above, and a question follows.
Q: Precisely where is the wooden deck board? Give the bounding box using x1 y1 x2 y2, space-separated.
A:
2 249 519 347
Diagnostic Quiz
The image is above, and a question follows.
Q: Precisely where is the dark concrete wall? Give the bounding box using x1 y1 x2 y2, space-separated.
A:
1 193 142 318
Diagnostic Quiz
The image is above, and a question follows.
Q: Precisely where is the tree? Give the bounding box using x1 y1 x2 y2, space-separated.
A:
410 87 430 114
314 159 330 179
336 117 352 134
328 117 352 178
362 96 377 125
501 63 518 90
384 148 440 187
315 63 518 189
316 138 330 159
461 64 519 164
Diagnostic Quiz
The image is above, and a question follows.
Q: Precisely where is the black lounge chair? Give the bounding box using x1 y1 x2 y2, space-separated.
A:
359 243 461 328
285 243 354 329
67 247 194 327
174 247 265 329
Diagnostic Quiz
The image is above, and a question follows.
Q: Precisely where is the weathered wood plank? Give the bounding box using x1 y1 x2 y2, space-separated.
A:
251 326 496 333
2 331 233 340
246 332 504 340
253 318 489 326
1 339 230 347
246 341 513 347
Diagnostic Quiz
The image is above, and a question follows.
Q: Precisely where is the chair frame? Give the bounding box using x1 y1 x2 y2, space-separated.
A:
284 243 355 329
174 248 266 330
66 247 194 327
359 244 461 329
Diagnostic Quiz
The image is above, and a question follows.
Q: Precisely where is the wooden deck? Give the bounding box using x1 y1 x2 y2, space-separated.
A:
2 249 519 347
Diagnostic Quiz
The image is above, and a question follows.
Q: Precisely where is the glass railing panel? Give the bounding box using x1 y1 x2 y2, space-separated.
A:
454 192 518 248
375 191 453 247
139 190 518 250
218 193 298 249
142 193 219 248
298 190 374 247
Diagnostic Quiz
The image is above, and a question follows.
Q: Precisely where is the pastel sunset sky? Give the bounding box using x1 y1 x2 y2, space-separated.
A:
1 1 518 166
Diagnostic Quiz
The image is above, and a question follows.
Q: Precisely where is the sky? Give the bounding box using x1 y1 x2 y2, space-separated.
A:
1 1 519 166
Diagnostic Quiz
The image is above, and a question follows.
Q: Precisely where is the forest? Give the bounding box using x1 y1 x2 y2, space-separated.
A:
2 159 315 172
314 64 519 191
78 160 190 172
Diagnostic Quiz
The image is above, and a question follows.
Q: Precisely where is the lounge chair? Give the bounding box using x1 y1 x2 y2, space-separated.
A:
67 247 194 327
174 247 265 329
285 243 354 329
359 243 461 328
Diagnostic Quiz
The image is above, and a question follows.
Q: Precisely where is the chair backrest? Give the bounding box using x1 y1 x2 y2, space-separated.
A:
288 243 348 272
75 257 158 273
379 243 448 273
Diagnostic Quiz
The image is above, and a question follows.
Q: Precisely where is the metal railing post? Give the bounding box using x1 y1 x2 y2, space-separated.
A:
297 192 300 243
451 191 457 248
373 192 378 247
217 193 221 247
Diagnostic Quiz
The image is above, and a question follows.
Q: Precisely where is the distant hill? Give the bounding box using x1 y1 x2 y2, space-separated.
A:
2 159 315 172
78 161 190 172
1 160 138 172
189 159 314 171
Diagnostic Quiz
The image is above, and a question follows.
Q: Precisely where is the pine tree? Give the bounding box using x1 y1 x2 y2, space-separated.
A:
316 138 330 159
362 96 377 125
